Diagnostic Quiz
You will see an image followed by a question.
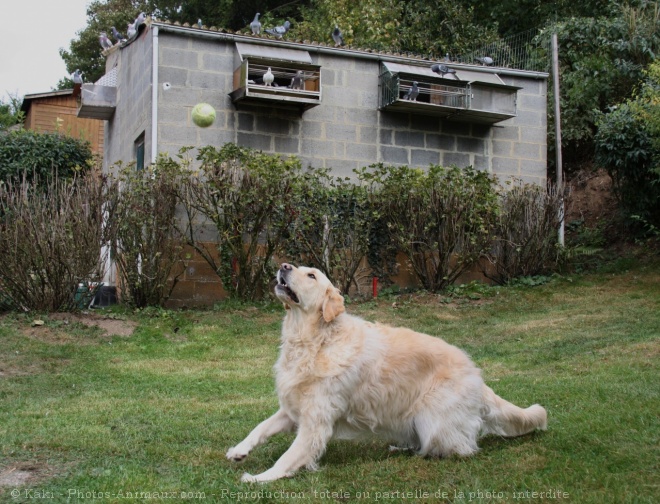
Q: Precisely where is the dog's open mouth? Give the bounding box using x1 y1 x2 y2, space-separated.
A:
275 274 299 304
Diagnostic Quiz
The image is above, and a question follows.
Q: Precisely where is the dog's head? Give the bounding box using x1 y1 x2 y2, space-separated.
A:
275 263 345 322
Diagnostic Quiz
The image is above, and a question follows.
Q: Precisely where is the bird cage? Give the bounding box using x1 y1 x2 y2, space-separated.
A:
378 62 520 124
230 56 321 112
379 62 469 117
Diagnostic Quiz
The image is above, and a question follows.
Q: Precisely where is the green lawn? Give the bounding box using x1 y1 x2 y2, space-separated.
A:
1 260 658 503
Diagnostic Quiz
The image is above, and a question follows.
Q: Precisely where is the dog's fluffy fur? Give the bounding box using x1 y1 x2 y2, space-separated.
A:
227 264 547 482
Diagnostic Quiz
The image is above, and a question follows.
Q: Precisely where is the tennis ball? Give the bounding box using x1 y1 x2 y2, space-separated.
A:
191 103 216 128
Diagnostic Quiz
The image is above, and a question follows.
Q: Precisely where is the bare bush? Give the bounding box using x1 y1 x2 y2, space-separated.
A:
483 181 563 284
104 159 187 308
0 172 109 311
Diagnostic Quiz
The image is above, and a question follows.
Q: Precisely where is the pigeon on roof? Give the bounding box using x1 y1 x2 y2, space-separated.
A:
332 25 344 47
250 13 261 35
265 20 291 39
431 63 456 78
403 81 419 101
197 19 203 29
135 12 146 28
263 68 274 87
111 26 125 43
72 69 83 98
127 22 137 39
475 56 494 66
290 70 304 90
99 32 113 50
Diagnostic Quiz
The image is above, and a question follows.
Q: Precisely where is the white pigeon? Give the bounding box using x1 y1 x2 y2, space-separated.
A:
135 12 146 28
99 32 113 50
72 69 83 84
197 19 203 29
332 25 344 47
475 56 494 66
265 20 290 39
250 13 261 35
290 70 304 90
403 81 419 101
263 68 274 87
127 22 137 39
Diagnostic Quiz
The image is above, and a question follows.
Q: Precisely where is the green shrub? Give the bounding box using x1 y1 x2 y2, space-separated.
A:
360 164 499 292
177 144 303 301
0 129 93 183
286 169 377 295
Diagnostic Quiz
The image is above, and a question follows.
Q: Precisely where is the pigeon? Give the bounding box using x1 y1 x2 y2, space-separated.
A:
127 22 137 39
332 25 344 47
72 69 83 98
403 81 419 101
265 20 291 39
444 53 450 62
99 32 113 50
111 26 125 43
263 68 274 87
250 13 261 35
135 12 146 28
290 70 304 90
431 63 456 78
196 19 203 29
475 56 494 66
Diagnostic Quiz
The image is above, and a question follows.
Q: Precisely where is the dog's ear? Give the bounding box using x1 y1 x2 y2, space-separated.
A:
322 287 345 322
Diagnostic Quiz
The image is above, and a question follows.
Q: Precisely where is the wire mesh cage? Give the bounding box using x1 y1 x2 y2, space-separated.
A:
449 29 551 73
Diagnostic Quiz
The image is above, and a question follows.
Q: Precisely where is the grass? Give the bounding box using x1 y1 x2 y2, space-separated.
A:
0 260 658 503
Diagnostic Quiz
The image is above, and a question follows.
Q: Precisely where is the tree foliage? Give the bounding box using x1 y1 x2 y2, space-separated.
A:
58 0 309 86
59 0 152 86
595 61 660 232
546 2 660 172
0 94 23 132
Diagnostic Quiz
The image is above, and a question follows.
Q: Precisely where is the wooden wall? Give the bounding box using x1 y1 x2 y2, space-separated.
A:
24 94 104 155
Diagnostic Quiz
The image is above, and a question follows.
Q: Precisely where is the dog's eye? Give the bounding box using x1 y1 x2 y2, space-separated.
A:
307 273 316 279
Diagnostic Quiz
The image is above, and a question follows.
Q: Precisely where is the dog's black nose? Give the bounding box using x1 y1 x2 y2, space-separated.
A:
281 263 293 271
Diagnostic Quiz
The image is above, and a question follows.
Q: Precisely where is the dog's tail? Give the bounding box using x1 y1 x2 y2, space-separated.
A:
480 384 547 437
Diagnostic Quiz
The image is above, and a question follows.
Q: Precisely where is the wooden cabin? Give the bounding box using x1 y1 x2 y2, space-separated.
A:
21 90 104 156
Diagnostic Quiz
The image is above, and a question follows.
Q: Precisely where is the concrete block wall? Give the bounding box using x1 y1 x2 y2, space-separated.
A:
492 76 548 184
148 28 548 184
104 27 154 174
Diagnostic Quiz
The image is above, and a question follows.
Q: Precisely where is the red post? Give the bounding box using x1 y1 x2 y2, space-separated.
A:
372 277 378 298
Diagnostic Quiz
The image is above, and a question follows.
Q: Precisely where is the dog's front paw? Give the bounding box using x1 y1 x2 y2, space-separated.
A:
240 472 258 483
226 446 248 462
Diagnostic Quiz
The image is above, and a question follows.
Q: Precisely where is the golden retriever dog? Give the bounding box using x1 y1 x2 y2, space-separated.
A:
227 263 547 482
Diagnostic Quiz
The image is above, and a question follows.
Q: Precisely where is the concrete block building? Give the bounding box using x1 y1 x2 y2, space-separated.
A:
82 19 548 183
79 20 549 305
